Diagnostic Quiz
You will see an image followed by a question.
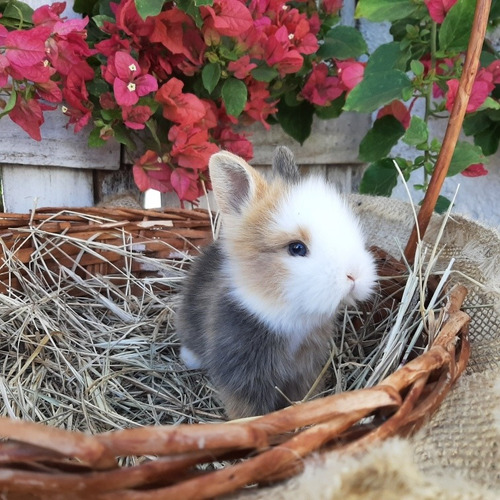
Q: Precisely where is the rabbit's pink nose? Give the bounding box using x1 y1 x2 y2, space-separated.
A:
347 274 355 282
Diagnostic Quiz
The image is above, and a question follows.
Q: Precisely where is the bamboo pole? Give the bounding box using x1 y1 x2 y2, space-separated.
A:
404 0 492 262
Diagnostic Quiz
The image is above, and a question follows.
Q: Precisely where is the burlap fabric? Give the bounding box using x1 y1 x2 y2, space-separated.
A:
234 195 500 498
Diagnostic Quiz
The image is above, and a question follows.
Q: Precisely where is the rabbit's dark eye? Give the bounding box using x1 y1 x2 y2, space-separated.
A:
288 241 308 257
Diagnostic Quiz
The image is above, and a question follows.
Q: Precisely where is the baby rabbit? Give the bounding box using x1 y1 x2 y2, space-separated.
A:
176 146 376 419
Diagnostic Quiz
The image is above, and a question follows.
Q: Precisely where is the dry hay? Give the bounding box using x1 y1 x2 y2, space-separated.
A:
0 212 226 433
0 207 456 438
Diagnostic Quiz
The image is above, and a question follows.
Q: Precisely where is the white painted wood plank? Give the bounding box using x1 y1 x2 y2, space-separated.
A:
2 165 94 213
248 113 371 165
0 112 121 170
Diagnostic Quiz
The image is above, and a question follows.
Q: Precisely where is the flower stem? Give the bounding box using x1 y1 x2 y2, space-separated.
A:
423 21 438 188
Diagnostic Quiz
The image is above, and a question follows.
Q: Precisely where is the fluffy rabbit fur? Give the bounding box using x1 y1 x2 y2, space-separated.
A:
176 147 376 419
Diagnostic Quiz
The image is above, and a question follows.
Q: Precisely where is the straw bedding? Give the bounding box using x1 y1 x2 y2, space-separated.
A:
0 204 457 432
0 199 473 497
0 207 228 432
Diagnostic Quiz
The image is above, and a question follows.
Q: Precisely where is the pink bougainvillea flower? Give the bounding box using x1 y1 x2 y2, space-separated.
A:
95 34 131 58
44 15 96 81
134 147 212 203
461 163 488 177
168 124 219 170
377 100 411 129
122 105 153 130
112 0 155 43
228 55 257 79
52 17 90 37
9 95 44 141
201 0 253 37
197 100 218 130
420 55 456 98
265 26 304 76
133 150 173 192
35 79 63 102
446 68 495 113
32 2 65 27
0 54 9 87
99 92 117 110
171 167 201 202
424 0 458 24
244 80 278 129
216 128 254 161
280 6 319 55
0 23 9 44
301 63 343 106
322 0 343 15
486 60 500 84
7 60 54 83
62 72 93 132
4 26 50 68
164 28 206 77
336 59 365 91
155 77 206 125
104 51 158 106
150 9 199 56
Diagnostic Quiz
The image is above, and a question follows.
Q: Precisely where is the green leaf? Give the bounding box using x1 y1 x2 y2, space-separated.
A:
92 15 115 29
479 97 500 111
410 59 425 76
365 42 409 74
202 63 221 94
73 0 99 15
439 0 475 53
276 100 314 145
221 78 248 117
447 141 485 176
402 116 429 146
2 0 34 23
480 50 497 68
176 0 203 27
463 112 493 136
97 0 114 17
473 123 500 156
251 64 279 83
433 195 452 214
359 158 400 197
100 109 121 121
139 97 160 114
359 116 405 162
113 125 136 150
486 109 500 122
355 0 418 22
88 127 106 148
317 25 368 60
344 70 412 113
195 0 213 5
315 95 345 119
146 119 162 150
344 43 413 115
0 90 17 119
491 0 500 19
87 78 109 98
134 0 165 19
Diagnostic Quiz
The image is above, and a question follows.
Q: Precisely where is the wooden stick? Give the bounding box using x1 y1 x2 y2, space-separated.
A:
404 0 492 262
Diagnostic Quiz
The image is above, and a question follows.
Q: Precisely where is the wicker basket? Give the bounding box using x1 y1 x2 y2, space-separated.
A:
0 206 470 499
0 206 213 295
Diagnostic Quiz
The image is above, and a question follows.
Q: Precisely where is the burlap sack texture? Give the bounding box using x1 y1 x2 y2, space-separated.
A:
233 195 500 499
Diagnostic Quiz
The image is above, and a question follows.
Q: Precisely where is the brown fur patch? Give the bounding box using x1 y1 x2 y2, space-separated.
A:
223 179 310 308
264 226 312 253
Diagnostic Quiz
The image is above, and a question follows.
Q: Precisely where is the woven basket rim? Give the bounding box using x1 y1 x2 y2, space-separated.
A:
0 207 470 499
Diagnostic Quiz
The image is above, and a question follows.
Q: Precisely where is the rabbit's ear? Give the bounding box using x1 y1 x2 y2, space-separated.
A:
272 146 300 183
209 151 266 215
